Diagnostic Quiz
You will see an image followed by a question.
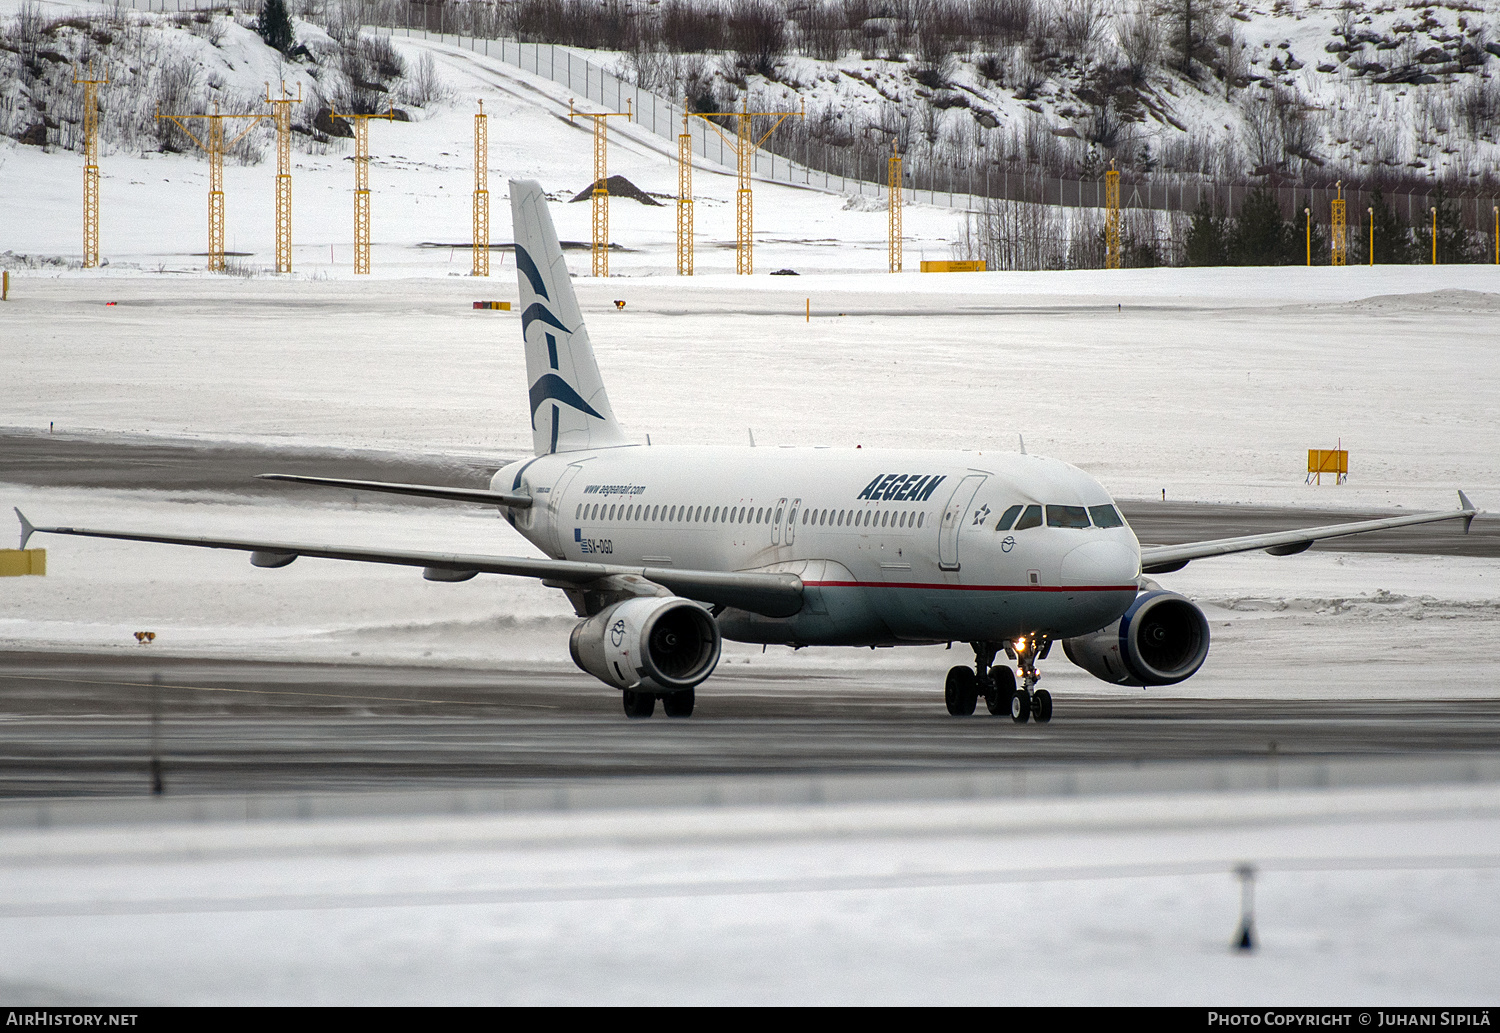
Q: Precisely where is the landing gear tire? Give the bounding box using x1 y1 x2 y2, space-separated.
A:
622 690 656 719
986 666 1016 716
1010 686 1032 724
662 688 695 718
1032 688 1053 724
944 666 978 717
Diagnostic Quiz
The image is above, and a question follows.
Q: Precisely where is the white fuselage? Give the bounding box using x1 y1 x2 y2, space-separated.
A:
494 445 1143 647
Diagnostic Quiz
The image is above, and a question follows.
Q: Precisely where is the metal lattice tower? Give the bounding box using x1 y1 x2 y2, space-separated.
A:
888 140 903 273
331 105 396 275
74 62 109 269
1105 163 1121 270
569 99 631 278
473 101 489 277
1331 181 1346 267
677 115 693 276
689 97 803 275
156 102 265 272
266 83 300 274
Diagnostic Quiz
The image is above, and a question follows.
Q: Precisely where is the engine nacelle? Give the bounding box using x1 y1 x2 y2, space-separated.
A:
1062 589 1210 687
569 596 722 693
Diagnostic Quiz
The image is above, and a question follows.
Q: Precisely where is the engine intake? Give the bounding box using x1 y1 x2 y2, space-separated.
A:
569 596 722 693
1062 589 1210 687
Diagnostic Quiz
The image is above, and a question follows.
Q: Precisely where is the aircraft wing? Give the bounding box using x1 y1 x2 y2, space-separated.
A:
1139 491 1479 574
13 509 804 618
257 474 532 509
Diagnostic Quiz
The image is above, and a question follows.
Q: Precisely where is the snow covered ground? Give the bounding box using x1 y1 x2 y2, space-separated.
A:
1 782 1498 1004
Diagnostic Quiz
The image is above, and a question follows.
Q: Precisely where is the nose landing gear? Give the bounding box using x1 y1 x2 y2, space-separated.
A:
1005 634 1053 724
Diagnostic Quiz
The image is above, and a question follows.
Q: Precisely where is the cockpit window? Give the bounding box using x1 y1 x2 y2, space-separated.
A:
1046 505 1091 529
1088 504 1125 528
1013 504 1043 530
996 504 1024 531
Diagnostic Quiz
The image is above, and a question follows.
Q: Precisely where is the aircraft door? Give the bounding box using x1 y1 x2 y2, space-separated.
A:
546 463 587 556
784 498 801 545
770 498 788 545
938 474 986 571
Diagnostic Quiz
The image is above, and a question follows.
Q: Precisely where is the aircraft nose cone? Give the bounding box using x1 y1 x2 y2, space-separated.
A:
1061 540 1139 586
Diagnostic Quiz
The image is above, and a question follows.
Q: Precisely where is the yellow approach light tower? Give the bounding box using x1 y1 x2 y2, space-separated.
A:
473 101 489 277
689 96 803 275
888 140 903 273
74 62 109 269
569 98 632 278
677 114 693 276
331 104 396 275
266 82 301 274
1105 161 1121 270
156 102 266 272
1331 181 1347 267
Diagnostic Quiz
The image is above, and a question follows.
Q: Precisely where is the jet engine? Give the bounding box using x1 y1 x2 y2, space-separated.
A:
569 596 722 693
1061 589 1210 687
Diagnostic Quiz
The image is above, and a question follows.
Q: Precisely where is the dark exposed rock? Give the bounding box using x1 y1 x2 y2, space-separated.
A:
18 123 46 147
313 107 354 138
568 175 663 206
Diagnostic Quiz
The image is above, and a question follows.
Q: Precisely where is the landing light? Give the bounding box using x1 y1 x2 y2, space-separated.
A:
1015 636 1027 651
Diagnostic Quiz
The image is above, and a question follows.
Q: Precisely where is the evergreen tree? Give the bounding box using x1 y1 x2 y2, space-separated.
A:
1184 199 1229 266
1230 187 1295 265
257 0 295 55
1363 190 1414 265
1417 185 1478 264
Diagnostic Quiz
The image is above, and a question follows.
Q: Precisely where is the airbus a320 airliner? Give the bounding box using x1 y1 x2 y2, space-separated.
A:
17 180 1479 721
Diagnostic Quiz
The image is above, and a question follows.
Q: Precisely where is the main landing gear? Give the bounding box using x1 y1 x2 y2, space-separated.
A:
623 687 695 719
944 638 1052 723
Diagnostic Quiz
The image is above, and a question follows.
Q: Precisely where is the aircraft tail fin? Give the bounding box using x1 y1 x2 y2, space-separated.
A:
509 179 628 456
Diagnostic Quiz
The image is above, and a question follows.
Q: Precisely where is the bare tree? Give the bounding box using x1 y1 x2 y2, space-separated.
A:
1057 0 1105 60
728 0 787 78
1117 4 1161 84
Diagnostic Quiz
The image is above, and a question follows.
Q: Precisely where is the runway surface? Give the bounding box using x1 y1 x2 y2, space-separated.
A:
3 651 1499 799
4 428 1495 554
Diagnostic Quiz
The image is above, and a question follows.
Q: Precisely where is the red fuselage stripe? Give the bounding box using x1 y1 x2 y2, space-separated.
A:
803 581 1138 593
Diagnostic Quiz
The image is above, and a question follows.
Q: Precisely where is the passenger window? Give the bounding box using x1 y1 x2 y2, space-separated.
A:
575 504 582 519
1046 505 1091 529
996 504 1023 531
1014 505 1042 530
918 512 924 528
